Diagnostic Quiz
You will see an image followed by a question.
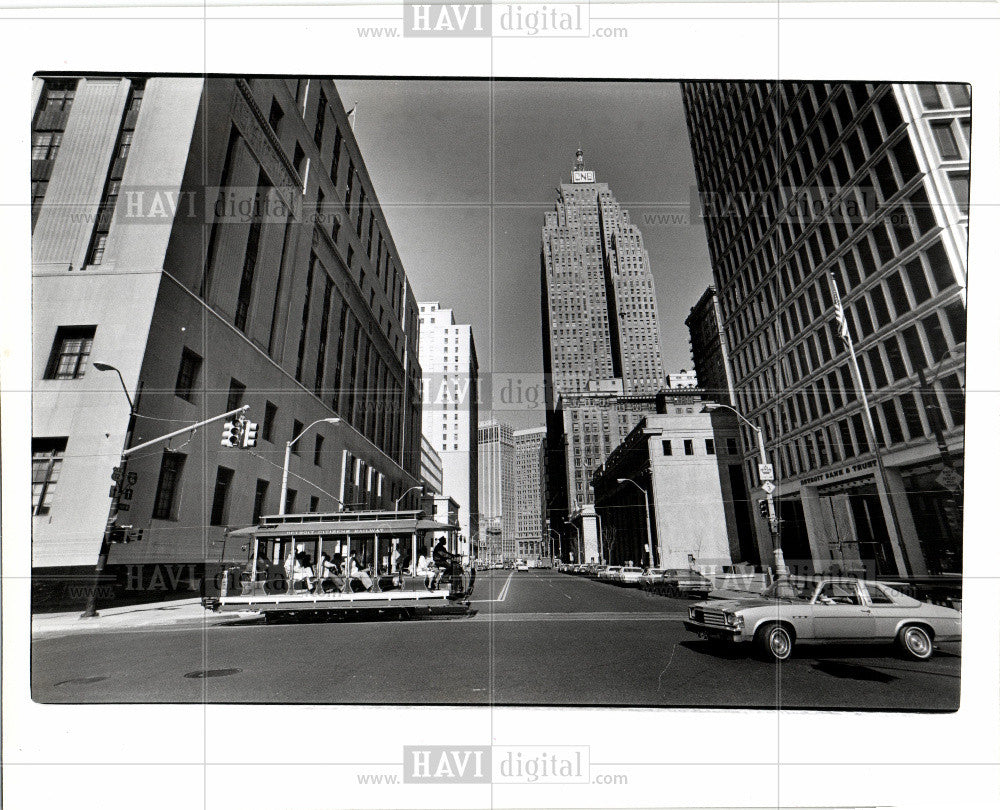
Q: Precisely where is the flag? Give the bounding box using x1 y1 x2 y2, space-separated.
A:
828 271 851 347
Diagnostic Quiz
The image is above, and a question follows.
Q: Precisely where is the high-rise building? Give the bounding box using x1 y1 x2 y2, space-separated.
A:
418 301 479 550
682 81 968 577
31 76 423 605
513 427 548 560
540 151 668 538
665 369 699 389
477 420 516 563
541 149 665 399
686 285 736 405
420 434 443 495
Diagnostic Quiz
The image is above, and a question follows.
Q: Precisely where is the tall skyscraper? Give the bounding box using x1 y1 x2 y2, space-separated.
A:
686 285 737 405
541 149 665 398
540 151 668 531
31 76 424 604
513 427 548 560
418 301 479 551
682 81 968 577
477 420 516 563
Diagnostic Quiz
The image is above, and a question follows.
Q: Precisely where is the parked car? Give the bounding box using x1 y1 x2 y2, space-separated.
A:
515 561 530 572
619 566 645 586
660 569 713 598
640 568 669 589
683 576 962 662
599 566 622 581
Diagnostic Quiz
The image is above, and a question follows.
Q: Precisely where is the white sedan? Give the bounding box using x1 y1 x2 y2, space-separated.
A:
683 576 961 662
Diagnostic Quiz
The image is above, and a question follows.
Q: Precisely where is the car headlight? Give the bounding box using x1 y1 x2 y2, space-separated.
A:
723 612 744 630
688 607 696 620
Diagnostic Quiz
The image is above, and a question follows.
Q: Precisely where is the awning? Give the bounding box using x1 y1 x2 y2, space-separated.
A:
415 519 459 531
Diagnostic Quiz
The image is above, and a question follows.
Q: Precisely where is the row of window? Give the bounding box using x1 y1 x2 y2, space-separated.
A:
661 437 738 457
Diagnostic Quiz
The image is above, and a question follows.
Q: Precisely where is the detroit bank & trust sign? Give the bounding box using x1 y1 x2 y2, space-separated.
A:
800 458 878 488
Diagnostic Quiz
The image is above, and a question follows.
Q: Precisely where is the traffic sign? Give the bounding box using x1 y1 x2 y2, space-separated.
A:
758 463 774 482
761 481 776 495
936 468 963 493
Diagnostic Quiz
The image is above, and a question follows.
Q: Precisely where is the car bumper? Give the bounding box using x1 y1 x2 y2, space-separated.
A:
682 620 747 642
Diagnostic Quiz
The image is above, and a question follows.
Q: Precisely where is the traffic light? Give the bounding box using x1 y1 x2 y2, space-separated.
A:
221 420 243 447
241 421 258 448
758 499 769 518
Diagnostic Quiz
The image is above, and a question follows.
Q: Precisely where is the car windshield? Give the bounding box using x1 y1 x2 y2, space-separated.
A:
760 579 815 601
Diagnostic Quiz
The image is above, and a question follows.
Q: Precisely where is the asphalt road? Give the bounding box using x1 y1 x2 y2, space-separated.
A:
32 569 961 709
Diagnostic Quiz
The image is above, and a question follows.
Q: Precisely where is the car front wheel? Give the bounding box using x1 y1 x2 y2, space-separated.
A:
897 625 934 660
754 622 794 662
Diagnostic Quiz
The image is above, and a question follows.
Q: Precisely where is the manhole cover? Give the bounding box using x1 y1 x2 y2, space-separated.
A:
54 676 108 686
183 668 242 679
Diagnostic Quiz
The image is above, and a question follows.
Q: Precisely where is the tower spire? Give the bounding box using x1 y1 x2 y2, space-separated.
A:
574 147 585 172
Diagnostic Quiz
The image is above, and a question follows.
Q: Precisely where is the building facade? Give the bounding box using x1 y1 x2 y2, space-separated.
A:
665 369 699 389
540 151 669 539
420 434 443 495
593 404 754 569
682 81 968 577
31 76 423 603
685 285 737 406
417 301 480 551
477 420 516 563
513 426 548 561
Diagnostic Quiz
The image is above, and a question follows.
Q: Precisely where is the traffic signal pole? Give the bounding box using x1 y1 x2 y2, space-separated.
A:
80 404 250 619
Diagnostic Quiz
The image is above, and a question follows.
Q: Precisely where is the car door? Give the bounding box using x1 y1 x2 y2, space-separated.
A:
811 581 876 640
863 582 910 640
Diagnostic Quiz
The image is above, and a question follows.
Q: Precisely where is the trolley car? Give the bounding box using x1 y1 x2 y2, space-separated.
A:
202 510 476 621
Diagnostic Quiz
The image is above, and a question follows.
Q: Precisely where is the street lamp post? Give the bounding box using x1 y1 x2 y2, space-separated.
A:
546 528 560 567
564 520 580 564
617 478 655 569
703 403 787 576
279 418 341 516
394 485 424 514
82 363 137 618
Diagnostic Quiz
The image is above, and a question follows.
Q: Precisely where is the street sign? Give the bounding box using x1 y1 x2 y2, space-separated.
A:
761 481 776 495
936 468 963 493
758 463 774 482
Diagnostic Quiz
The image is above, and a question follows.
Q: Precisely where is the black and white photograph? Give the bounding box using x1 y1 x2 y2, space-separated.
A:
27 74 968 709
3 4 1000 810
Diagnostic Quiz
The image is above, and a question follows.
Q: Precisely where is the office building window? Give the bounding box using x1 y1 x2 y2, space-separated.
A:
226 378 246 412
314 90 327 148
263 401 277 442
268 98 283 134
174 347 201 401
331 127 342 181
930 121 961 160
705 438 716 455
152 451 185 520
292 420 303 454
726 437 739 455
684 439 694 456
295 253 317 383
252 479 269 523
285 488 297 514
314 434 324 467
235 171 270 332
309 496 320 513
209 466 235 526
44 325 95 380
32 437 67 516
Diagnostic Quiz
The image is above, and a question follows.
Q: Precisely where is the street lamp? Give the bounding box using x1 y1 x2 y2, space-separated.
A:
563 520 580 564
702 402 787 575
279 417 341 516
617 477 655 569
394 485 424 513
82 362 137 618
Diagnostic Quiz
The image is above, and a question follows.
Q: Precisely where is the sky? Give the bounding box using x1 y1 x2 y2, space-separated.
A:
336 79 715 428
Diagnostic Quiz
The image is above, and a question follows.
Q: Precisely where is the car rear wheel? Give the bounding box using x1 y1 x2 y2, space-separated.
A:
754 623 794 662
897 624 934 660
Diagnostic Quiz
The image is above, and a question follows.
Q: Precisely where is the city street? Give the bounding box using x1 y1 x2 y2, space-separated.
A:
32 570 960 710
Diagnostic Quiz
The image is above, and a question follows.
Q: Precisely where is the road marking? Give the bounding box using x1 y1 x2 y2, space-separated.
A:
472 570 514 604
468 611 687 622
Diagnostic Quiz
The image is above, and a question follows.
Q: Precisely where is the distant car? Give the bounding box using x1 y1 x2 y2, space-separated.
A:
683 576 962 662
600 566 623 582
660 569 713 598
515 562 529 572
619 566 645 586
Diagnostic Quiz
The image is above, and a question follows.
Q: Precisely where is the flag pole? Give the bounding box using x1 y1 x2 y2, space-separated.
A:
827 270 911 576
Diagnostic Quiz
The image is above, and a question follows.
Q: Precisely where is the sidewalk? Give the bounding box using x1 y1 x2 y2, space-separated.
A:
31 597 235 636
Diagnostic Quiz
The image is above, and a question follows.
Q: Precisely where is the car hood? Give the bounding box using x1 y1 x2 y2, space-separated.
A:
695 597 789 611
